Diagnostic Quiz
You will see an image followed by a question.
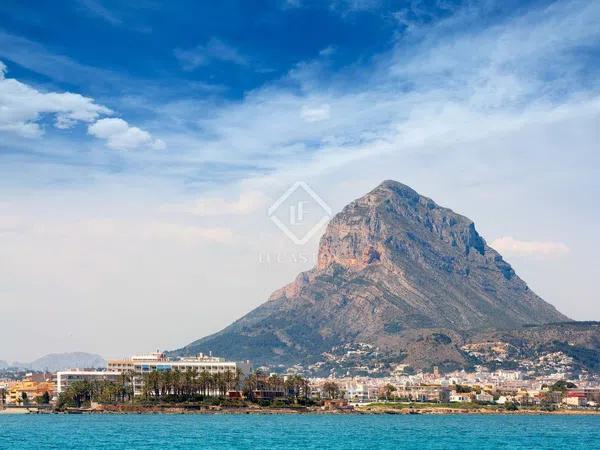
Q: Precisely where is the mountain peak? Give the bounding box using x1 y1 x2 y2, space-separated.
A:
317 180 483 271
174 181 570 369
374 179 419 195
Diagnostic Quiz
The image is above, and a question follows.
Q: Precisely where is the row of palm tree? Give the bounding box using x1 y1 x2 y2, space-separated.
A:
57 378 133 408
242 372 311 402
58 369 313 406
141 367 243 399
322 381 342 399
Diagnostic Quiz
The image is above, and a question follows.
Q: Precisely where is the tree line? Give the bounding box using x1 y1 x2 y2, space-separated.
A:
57 368 315 407
57 372 133 408
141 367 243 399
242 372 311 402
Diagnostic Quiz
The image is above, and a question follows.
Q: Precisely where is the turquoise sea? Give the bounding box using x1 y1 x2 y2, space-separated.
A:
0 414 599 449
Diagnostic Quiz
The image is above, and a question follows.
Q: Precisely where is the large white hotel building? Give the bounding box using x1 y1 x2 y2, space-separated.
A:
107 352 251 396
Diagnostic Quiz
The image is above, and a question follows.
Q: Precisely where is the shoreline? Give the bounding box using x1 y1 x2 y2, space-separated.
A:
3 405 600 416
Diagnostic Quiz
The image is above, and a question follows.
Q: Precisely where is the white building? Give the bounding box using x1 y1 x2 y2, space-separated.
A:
56 370 122 393
476 392 494 403
495 395 508 404
108 352 251 396
344 382 371 403
496 370 522 381
449 393 471 403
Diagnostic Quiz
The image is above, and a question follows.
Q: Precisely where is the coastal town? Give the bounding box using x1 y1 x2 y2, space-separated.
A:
2 349 599 414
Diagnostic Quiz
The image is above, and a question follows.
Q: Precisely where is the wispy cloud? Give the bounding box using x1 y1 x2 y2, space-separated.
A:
9 0 595 183
301 104 331 123
79 0 122 26
1 215 234 245
70 219 234 244
161 0 600 179
491 236 570 257
163 191 267 217
0 31 119 87
282 0 302 8
330 0 382 13
174 38 247 70
282 0 383 14
76 0 154 33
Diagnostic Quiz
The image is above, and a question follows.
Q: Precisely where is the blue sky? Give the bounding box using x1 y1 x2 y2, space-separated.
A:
0 1 449 94
1 0 598 186
1 0 599 361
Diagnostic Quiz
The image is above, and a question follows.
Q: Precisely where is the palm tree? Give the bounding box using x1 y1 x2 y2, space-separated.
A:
302 377 311 401
198 370 211 397
222 370 233 394
119 370 133 402
141 372 151 399
160 371 172 397
171 368 182 396
284 375 309 403
267 374 284 395
382 384 397 401
147 371 161 398
243 372 259 401
183 368 195 396
234 368 243 391
189 368 200 396
213 372 225 396
322 381 340 400
284 376 296 400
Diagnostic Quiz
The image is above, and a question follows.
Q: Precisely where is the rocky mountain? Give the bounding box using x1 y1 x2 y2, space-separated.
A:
173 181 583 371
13 352 106 372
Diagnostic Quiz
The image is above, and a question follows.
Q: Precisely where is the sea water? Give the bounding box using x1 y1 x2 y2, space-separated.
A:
0 414 598 449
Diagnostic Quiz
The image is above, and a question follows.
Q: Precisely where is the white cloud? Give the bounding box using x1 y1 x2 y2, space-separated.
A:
0 61 111 137
88 118 166 150
0 60 164 151
174 38 247 70
164 191 267 216
318 46 336 57
491 236 570 257
301 104 331 122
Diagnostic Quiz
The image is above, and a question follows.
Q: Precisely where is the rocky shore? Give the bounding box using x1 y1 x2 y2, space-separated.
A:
6 404 598 415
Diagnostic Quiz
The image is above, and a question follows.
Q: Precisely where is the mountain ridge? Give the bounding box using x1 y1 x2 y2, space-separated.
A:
11 352 106 372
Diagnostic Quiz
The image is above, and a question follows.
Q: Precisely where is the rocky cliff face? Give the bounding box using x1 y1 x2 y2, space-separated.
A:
173 181 571 368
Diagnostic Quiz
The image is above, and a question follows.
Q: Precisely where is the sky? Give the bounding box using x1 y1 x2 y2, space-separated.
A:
0 0 599 363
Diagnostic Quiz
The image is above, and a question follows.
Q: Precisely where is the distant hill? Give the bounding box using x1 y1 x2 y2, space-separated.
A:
172 181 586 372
0 360 8 369
14 352 106 372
